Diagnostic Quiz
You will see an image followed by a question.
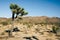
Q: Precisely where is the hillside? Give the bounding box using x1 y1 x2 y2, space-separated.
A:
0 16 60 24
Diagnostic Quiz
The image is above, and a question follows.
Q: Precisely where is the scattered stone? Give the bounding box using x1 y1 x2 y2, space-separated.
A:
5 30 11 33
23 37 32 40
32 36 39 40
12 27 20 32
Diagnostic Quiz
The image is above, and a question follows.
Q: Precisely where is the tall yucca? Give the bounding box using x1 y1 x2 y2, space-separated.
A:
10 3 28 21
9 3 28 37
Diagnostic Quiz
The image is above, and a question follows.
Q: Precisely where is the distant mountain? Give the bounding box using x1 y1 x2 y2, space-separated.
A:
0 16 60 24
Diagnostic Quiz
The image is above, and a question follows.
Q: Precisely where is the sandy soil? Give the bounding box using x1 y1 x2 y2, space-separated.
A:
0 23 60 40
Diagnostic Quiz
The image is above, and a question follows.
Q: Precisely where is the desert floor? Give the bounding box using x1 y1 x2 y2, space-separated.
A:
0 23 60 40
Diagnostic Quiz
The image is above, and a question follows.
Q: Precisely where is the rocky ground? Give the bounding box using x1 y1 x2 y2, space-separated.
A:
0 16 60 40
0 23 60 40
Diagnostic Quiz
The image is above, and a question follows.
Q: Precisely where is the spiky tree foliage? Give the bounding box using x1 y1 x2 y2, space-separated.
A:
10 3 28 21
16 8 28 18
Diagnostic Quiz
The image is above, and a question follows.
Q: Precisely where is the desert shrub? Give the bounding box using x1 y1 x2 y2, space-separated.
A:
52 25 60 36
27 24 31 28
34 22 40 25
52 26 59 34
41 23 44 26
35 28 40 32
52 26 56 33
23 22 28 25
46 38 52 40
27 24 33 28
56 38 60 40
1 32 5 35
55 23 60 27
0 21 8 25
34 23 38 25
39 32 44 35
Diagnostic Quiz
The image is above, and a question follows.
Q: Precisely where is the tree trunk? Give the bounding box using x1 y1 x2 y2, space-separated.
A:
12 13 15 21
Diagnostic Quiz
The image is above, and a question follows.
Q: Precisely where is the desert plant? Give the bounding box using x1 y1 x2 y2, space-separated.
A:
0 21 8 25
9 3 28 37
46 38 52 40
52 26 57 33
52 26 59 34
10 3 28 21
27 24 33 28
1 32 5 35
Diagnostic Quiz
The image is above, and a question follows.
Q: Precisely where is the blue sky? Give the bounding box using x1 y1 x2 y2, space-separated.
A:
0 0 60 18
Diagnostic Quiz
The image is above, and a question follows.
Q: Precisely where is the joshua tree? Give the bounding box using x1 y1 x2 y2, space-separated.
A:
10 3 28 21
9 3 28 37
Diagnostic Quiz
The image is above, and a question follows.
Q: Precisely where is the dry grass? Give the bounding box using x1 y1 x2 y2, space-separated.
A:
0 16 60 40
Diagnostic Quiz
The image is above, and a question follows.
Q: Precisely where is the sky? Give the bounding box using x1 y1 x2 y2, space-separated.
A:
0 0 60 18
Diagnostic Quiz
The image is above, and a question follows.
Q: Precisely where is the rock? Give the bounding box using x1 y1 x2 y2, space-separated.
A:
32 36 39 40
12 27 20 32
5 30 11 33
23 37 32 40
